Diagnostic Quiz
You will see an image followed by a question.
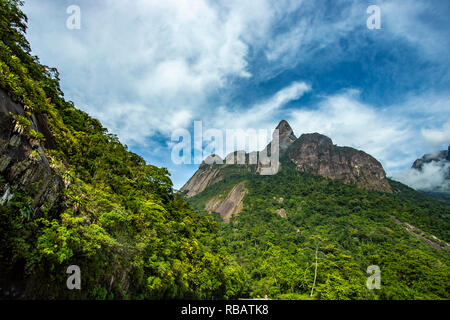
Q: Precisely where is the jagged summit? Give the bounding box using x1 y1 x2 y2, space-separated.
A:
181 121 392 196
276 120 295 136
266 120 297 154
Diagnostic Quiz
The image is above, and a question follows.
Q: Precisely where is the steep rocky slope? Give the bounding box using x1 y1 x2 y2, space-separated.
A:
186 148 450 299
205 181 248 222
287 133 392 193
0 1 242 300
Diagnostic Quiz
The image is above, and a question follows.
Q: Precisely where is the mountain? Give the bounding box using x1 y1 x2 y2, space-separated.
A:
287 133 392 193
2 1 449 301
182 120 392 197
185 121 450 299
0 1 244 300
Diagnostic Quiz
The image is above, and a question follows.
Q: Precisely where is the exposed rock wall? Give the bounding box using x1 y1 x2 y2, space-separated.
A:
288 133 392 193
180 160 224 198
205 182 247 222
182 121 393 197
0 89 64 214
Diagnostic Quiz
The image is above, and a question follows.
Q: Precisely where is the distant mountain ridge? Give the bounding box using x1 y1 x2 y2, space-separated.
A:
412 146 450 170
181 120 392 197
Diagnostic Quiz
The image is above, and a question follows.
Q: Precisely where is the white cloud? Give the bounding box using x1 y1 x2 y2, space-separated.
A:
287 90 415 173
381 0 450 61
21 0 450 189
211 81 311 130
421 120 450 146
393 161 450 192
23 0 274 144
23 0 449 145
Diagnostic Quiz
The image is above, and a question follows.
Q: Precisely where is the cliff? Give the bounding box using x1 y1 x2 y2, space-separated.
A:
287 133 392 193
0 88 64 215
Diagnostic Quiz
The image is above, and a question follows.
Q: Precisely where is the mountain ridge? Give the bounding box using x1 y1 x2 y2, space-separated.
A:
181 120 392 196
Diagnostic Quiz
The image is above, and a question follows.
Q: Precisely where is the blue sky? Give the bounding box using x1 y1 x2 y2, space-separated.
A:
22 0 450 189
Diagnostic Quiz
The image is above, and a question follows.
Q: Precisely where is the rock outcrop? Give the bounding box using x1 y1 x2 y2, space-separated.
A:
408 146 450 200
288 133 392 193
264 120 297 155
180 155 225 198
205 182 248 222
0 89 64 214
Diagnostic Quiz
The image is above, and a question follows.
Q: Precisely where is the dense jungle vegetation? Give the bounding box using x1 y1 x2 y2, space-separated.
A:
189 161 450 299
0 0 244 299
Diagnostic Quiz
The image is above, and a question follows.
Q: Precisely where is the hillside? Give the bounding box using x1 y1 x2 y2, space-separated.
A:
186 121 450 299
1 0 449 301
0 0 244 299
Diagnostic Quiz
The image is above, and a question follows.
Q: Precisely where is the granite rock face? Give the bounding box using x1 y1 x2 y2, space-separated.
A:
205 182 248 222
180 155 225 198
288 133 392 193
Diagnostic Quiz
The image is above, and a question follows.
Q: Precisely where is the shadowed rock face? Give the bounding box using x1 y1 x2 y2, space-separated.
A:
288 133 392 193
267 120 297 154
0 89 64 214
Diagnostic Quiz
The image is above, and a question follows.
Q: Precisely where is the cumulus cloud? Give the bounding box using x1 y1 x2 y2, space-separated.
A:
23 0 272 144
211 81 311 130
23 0 449 146
287 90 415 172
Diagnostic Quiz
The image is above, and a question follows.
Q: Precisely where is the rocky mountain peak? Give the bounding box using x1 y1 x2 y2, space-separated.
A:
288 132 392 193
276 120 295 136
297 132 333 147
266 120 297 155
182 122 393 197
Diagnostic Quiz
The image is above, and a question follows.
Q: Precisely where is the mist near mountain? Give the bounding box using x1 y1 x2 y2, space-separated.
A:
394 160 450 192
393 147 450 193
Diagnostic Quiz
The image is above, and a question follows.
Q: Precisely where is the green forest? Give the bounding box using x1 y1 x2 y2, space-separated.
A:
0 0 449 300
188 160 450 299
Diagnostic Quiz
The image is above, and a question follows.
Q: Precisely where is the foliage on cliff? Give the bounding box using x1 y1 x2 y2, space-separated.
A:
0 0 244 299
